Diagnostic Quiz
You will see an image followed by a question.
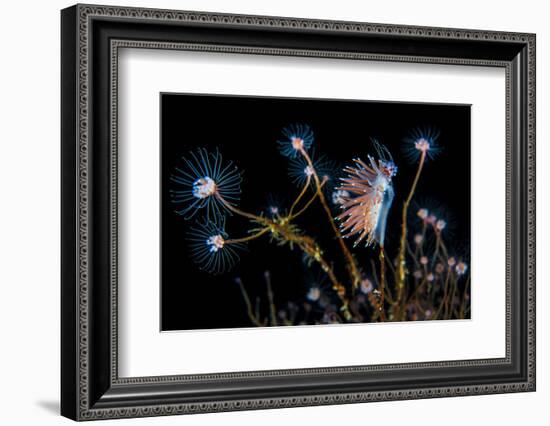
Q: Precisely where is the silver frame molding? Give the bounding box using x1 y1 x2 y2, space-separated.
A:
61 3 536 421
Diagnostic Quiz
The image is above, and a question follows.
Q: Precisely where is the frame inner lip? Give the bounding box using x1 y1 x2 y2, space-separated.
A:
60 5 535 420
110 38 512 383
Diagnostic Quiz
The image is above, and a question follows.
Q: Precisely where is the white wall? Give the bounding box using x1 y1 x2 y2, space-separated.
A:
0 0 546 424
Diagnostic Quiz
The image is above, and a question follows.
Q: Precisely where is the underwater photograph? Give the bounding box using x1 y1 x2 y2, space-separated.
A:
161 93 471 331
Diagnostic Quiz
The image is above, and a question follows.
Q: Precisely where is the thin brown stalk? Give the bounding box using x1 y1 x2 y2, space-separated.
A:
407 241 420 269
264 271 278 326
406 277 428 305
370 259 380 288
300 148 361 289
434 268 451 320
459 276 471 319
446 274 458 318
226 228 270 245
395 151 427 313
289 177 327 220
235 278 263 327
218 195 267 222
378 246 387 321
289 174 311 216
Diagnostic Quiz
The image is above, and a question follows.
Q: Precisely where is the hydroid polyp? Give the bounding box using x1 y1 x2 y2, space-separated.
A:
170 147 242 220
277 123 315 158
187 218 245 274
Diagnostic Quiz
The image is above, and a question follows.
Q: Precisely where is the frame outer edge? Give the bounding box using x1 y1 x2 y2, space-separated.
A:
527 33 536 390
67 4 536 421
61 4 79 421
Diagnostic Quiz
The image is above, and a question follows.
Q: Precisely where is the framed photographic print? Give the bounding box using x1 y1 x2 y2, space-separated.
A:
160 94 472 330
61 4 536 421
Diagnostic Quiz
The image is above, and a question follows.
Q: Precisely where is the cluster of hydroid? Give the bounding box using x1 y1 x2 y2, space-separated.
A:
170 123 469 325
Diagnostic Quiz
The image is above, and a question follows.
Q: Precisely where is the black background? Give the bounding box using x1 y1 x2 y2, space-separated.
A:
161 93 470 331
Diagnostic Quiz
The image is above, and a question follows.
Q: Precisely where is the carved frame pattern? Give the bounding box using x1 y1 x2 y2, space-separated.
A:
61 4 536 421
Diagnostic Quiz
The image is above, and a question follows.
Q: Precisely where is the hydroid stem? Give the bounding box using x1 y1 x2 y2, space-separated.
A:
395 150 426 317
290 177 327 220
217 195 267 223
235 277 264 327
289 174 311 216
226 228 270 245
300 148 361 289
379 246 387 321
265 271 278 326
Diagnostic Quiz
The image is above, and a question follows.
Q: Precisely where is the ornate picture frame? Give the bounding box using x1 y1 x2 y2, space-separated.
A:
61 4 535 421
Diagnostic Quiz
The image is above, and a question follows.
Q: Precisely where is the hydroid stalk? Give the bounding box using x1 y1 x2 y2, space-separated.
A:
395 149 427 317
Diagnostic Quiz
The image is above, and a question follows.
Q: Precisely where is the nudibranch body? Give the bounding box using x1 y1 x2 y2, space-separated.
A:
336 141 397 247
